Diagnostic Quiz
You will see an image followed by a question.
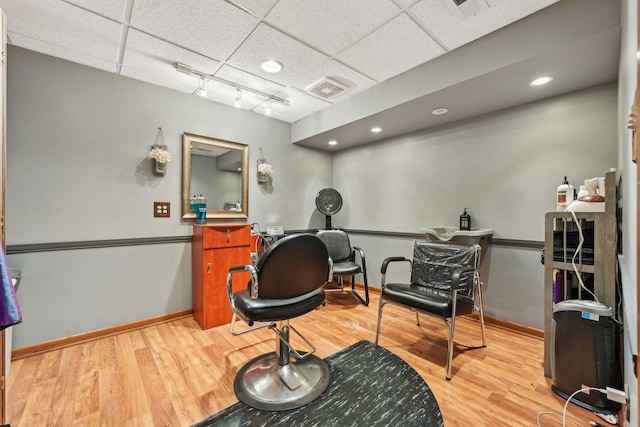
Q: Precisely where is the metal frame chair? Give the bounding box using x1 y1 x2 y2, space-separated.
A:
316 229 369 305
226 233 332 410
375 241 486 380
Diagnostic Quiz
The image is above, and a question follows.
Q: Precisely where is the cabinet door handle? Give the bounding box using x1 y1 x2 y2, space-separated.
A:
207 262 212 274
227 230 231 243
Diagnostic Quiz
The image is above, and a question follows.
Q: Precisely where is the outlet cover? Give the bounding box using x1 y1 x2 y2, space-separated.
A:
154 202 170 218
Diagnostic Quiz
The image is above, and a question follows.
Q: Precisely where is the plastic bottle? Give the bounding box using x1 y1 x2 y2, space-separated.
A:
190 195 197 212
196 195 207 224
556 177 574 211
459 208 471 231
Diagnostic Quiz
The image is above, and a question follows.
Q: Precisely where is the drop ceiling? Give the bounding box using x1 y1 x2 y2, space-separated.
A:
0 0 621 151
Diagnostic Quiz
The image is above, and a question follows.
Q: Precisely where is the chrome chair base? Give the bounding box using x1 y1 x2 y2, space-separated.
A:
234 351 330 411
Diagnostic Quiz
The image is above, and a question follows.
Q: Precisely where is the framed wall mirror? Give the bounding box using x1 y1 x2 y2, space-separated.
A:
182 133 249 220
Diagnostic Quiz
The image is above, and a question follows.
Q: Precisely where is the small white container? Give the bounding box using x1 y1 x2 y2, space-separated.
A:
577 185 588 200
556 177 574 211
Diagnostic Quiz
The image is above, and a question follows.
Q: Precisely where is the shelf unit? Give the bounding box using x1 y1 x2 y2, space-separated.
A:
543 171 617 378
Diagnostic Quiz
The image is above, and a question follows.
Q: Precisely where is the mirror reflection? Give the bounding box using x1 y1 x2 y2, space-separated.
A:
182 133 249 219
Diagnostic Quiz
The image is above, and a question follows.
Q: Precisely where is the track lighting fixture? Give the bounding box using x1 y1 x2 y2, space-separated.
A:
265 98 273 116
234 88 242 108
194 77 208 97
175 62 289 107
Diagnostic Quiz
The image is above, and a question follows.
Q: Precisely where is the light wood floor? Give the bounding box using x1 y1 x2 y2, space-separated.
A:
7 291 602 427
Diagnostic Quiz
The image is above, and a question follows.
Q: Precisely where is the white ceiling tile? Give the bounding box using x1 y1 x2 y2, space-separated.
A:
394 0 421 8
9 33 117 73
120 65 197 94
227 23 329 85
271 88 332 122
485 0 558 8
215 65 286 96
265 0 401 55
65 0 127 22
1 0 121 65
129 0 257 61
290 59 377 99
227 0 279 18
337 13 445 82
121 29 221 86
410 0 560 50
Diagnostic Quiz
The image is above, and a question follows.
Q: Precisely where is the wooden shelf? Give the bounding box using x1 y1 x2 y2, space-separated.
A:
543 171 617 378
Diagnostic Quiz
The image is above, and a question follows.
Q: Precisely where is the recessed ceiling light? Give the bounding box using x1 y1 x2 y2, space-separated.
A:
529 76 553 86
371 127 382 133
432 108 448 115
328 140 338 146
261 59 283 73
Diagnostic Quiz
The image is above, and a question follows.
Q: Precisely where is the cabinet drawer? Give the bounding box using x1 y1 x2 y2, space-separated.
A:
203 226 251 249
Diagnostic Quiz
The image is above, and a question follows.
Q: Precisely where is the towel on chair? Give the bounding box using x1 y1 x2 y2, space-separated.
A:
0 243 21 330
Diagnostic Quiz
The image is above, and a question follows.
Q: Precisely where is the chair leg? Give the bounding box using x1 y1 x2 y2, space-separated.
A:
477 281 486 347
446 291 460 381
375 299 387 345
350 270 370 306
446 316 455 381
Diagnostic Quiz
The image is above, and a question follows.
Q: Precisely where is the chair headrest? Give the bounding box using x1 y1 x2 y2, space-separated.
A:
411 241 480 294
255 233 330 299
316 229 351 261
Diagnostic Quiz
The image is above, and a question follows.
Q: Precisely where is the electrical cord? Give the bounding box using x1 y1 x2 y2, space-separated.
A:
536 411 582 426
250 223 272 257
567 209 599 303
536 387 606 427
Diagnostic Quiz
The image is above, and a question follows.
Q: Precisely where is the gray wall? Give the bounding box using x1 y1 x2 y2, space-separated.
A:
331 83 618 328
5 46 331 348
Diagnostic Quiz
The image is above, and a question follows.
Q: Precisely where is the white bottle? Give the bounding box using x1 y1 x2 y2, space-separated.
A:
556 176 574 211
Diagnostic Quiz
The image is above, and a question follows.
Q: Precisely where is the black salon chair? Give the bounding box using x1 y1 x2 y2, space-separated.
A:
316 229 369 305
375 241 486 380
226 233 332 411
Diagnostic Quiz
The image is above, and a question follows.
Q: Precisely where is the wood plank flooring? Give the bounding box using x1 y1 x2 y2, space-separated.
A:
7 292 604 426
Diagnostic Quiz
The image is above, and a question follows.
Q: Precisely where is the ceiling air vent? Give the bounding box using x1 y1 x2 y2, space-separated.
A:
306 77 351 100
451 0 486 17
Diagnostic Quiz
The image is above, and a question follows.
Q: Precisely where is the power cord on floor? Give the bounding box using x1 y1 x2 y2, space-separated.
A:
537 411 582 426
536 387 606 427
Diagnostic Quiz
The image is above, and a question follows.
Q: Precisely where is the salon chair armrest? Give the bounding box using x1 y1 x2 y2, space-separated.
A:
381 257 410 274
451 266 476 291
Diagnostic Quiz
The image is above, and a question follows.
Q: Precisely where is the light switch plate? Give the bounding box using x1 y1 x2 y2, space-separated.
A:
154 202 170 218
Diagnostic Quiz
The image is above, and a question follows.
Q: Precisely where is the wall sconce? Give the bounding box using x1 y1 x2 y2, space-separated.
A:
150 127 172 176
257 147 273 184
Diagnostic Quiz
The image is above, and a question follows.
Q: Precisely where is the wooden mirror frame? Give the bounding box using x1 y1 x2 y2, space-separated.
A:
182 133 249 220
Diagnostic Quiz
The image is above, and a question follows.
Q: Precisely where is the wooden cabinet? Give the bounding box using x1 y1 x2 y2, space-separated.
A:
543 171 617 377
192 224 252 329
